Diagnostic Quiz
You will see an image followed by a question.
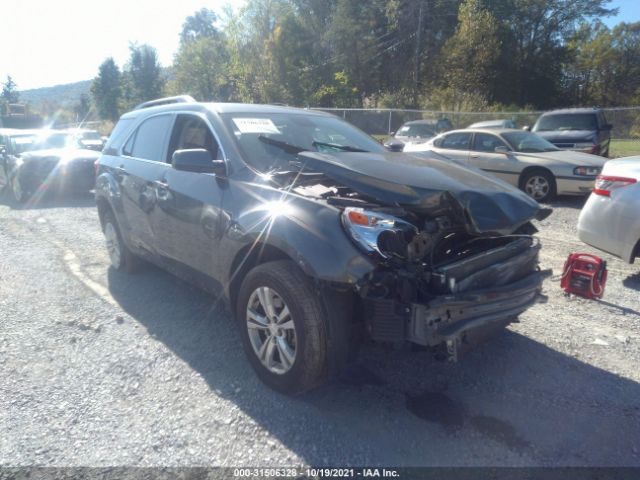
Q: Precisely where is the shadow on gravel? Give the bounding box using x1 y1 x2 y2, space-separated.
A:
623 272 640 292
0 188 95 210
107 266 640 466
546 195 587 210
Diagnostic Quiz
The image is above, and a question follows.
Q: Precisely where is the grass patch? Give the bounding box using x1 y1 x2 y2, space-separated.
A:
610 139 640 158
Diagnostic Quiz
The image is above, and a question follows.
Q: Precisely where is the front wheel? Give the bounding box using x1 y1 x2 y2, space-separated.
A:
521 170 556 203
236 260 330 394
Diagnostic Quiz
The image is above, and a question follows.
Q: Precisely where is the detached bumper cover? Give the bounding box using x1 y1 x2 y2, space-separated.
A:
366 269 551 358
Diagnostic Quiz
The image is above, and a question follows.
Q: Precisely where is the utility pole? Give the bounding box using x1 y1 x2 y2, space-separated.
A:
413 1 424 107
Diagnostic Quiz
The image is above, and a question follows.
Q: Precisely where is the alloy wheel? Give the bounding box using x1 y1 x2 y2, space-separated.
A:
246 286 297 375
524 175 550 200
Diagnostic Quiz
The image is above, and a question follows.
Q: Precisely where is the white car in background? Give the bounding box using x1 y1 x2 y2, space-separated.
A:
578 157 640 264
404 128 607 202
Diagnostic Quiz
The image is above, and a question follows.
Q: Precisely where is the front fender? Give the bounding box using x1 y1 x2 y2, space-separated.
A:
95 170 133 244
226 199 375 286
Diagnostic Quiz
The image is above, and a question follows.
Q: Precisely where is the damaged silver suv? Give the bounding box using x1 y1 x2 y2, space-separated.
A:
95 96 551 394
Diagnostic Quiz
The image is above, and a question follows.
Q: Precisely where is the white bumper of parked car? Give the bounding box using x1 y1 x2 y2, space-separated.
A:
555 176 596 196
578 193 637 263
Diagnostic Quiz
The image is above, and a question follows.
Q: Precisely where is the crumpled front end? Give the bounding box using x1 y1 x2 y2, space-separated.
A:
357 234 550 360
284 150 552 359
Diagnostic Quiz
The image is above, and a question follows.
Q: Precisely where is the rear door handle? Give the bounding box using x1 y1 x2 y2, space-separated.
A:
470 154 479 158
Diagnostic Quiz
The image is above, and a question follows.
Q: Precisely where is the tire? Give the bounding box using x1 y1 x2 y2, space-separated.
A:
236 260 330 394
102 210 140 273
521 169 556 203
11 175 29 204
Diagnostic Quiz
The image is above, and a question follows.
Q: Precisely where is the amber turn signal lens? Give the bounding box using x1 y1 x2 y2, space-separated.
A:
347 210 371 226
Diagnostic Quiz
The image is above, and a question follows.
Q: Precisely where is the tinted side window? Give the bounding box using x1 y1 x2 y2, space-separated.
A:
167 114 220 162
104 118 134 154
440 132 471 150
472 133 508 152
129 114 174 161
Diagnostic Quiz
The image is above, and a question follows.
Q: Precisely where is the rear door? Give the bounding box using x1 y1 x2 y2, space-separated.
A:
151 113 227 281
118 113 174 253
468 132 520 186
431 131 472 163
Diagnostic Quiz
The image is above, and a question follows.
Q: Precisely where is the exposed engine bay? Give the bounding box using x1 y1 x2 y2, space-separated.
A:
274 162 551 357
289 173 540 294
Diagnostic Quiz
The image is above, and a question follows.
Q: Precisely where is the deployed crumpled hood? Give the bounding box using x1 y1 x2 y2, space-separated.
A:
299 150 545 236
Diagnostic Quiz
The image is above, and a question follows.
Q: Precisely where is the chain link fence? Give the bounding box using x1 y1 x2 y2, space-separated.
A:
312 107 640 157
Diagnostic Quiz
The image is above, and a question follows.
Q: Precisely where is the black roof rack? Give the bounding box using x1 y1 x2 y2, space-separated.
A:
133 95 196 110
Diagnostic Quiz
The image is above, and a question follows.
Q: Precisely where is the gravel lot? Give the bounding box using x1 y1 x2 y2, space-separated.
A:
1 189 639 467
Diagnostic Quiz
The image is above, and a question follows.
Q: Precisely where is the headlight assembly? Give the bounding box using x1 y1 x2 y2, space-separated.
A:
574 166 601 176
341 207 417 259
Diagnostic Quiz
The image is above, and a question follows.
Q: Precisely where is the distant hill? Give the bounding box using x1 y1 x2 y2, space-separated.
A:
19 80 92 109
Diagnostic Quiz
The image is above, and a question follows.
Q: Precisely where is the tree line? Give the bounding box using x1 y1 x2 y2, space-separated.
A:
35 0 640 123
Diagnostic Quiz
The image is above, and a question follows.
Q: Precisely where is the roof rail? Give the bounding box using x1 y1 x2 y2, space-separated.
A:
134 95 196 111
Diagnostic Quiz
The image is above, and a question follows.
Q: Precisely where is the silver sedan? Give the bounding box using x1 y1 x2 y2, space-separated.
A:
404 128 607 202
578 157 640 263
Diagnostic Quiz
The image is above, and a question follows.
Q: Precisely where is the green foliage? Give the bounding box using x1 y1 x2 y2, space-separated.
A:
171 37 230 101
91 58 121 121
436 0 500 108
87 0 638 117
1 76 19 104
180 8 222 44
121 44 165 109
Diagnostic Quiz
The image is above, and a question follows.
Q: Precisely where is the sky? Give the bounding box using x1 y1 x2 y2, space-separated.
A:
2 0 245 90
2 0 639 91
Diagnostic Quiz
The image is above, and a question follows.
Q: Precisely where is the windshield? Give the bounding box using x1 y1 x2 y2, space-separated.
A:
534 113 598 131
10 132 74 154
397 124 435 138
79 131 101 140
10 135 39 154
221 112 385 173
502 131 559 153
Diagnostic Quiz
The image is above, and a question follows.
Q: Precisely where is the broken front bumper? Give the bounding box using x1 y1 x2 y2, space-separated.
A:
365 269 551 360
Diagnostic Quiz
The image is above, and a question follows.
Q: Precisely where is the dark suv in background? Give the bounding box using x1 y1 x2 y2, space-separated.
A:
96 96 550 394
530 107 612 157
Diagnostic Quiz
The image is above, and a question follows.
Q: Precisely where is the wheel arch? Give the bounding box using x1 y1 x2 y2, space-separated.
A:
96 196 113 230
518 165 555 189
228 242 294 317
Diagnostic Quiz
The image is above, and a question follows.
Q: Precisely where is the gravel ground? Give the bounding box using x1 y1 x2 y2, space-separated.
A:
1 189 639 467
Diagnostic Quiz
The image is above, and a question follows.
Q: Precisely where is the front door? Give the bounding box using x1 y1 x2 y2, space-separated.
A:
467 132 520 187
151 113 227 281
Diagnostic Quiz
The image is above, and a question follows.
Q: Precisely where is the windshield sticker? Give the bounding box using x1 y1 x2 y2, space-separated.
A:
232 118 281 135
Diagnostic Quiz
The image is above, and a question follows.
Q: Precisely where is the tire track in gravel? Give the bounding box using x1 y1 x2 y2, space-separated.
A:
4 215 118 308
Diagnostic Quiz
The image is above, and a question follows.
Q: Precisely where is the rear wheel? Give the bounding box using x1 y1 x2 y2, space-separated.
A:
11 175 28 203
102 210 140 272
236 260 330 394
521 170 556 203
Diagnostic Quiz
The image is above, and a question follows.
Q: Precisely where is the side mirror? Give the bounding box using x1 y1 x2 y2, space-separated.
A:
522 126 531 132
494 146 509 154
384 140 404 152
603 124 613 131
389 131 395 136
171 149 225 175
